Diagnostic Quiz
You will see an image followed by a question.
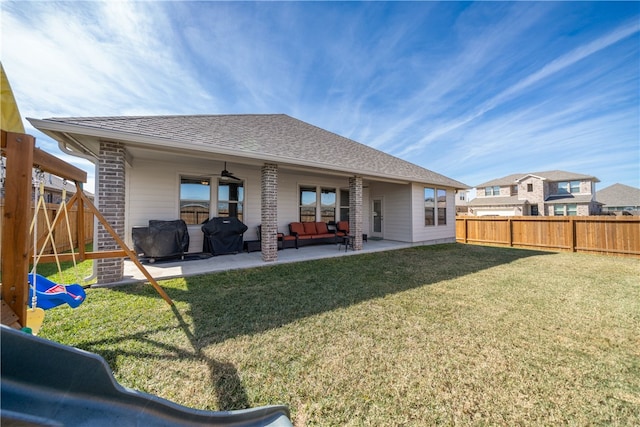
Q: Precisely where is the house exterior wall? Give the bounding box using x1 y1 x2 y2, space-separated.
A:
124 157 372 250
517 177 544 204
126 158 263 252
368 182 413 241
411 183 456 243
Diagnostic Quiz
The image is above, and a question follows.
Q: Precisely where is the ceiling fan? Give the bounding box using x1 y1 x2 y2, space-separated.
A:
220 162 241 181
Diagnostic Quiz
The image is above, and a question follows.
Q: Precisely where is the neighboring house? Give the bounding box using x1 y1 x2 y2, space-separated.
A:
29 114 468 283
0 164 93 203
467 171 600 216
454 189 473 215
596 183 640 215
31 171 94 204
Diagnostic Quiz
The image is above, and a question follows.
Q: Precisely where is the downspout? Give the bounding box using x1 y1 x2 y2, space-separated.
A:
58 135 98 283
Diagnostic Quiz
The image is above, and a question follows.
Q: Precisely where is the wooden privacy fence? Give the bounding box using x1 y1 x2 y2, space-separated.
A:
456 216 640 258
0 201 94 263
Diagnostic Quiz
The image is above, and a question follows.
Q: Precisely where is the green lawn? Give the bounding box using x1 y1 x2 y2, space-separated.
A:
37 244 640 426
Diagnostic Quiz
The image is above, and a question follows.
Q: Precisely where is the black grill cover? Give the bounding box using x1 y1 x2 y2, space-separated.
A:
201 217 248 255
132 219 189 260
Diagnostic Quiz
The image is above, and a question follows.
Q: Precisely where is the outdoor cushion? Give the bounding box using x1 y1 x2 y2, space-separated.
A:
315 222 329 234
290 222 305 236
303 222 317 235
336 221 349 236
311 233 334 239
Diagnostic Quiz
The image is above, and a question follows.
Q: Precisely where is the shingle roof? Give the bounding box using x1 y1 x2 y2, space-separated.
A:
596 183 640 207
544 194 597 204
37 114 468 189
475 174 524 187
476 170 599 188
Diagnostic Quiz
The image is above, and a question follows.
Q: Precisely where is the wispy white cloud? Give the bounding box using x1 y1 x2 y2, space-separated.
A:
2 1 213 119
396 17 640 158
1 1 638 193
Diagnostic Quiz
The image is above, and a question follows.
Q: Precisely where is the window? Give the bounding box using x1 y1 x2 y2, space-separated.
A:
218 180 244 221
300 187 317 222
554 204 577 216
320 188 336 223
339 190 349 221
180 177 210 225
571 181 580 193
527 183 533 192
558 181 580 194
424 188 435 226
300 186 338 222
485 186 500 196
437 189 447 225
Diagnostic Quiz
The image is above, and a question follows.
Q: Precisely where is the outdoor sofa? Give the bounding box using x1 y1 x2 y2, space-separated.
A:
288 221 338 247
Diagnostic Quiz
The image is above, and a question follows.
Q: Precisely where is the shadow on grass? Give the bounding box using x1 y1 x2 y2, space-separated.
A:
117 243 551 346
81 244 550 410
76 306 250 410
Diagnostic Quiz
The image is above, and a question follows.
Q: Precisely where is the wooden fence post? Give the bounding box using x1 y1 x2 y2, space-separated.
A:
464 217 469 244
508 218 513 247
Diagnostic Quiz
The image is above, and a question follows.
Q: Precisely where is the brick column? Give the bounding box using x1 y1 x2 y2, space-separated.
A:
349 176 363 250
96 141 126 282
261 163 278 262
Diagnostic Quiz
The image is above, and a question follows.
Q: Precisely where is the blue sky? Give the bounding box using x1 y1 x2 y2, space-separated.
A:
2 1 639 194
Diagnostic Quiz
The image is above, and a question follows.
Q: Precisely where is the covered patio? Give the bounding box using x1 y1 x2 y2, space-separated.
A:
110 239 414 285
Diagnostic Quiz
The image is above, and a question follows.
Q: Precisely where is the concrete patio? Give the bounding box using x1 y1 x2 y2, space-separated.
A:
111 239 414 285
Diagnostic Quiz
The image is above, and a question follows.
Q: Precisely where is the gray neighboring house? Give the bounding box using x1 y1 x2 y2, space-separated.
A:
0 167 93 203
596 183 640 215
468 170 601 216
29 114 468 283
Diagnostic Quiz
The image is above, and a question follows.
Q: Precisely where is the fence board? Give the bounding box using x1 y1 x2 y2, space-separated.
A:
0 201 94 264
456 216 640 258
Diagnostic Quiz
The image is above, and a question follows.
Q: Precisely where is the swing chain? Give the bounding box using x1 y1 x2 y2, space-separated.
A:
34 168 45 191
0 155 5 188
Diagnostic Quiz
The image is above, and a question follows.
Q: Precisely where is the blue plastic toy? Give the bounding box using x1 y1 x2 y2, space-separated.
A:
27 273 86 310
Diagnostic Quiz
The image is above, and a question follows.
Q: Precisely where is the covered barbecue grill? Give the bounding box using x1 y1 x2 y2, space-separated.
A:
201 217 248 255
132 219 189 262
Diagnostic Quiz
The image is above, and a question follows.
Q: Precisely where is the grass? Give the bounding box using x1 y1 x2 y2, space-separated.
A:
36 244 639 426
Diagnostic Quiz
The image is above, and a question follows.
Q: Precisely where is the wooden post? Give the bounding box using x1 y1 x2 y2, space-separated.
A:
508 218 513 247
75 181 86 260
1 131 35 326
463 217 468 244
78 190 174 306
570 217 577 252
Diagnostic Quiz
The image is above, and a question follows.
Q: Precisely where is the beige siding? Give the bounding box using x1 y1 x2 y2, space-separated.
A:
124 156 457 250
411 183 456 243
368 182 413 241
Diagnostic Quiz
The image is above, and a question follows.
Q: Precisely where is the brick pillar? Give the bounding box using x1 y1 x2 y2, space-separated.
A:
261 163 278 262
96 141 126 282
349 176 363 250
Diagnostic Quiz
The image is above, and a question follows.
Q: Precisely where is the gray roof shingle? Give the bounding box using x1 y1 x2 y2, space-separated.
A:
596 183 640 207
476 170 599 188
40 114 468 189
